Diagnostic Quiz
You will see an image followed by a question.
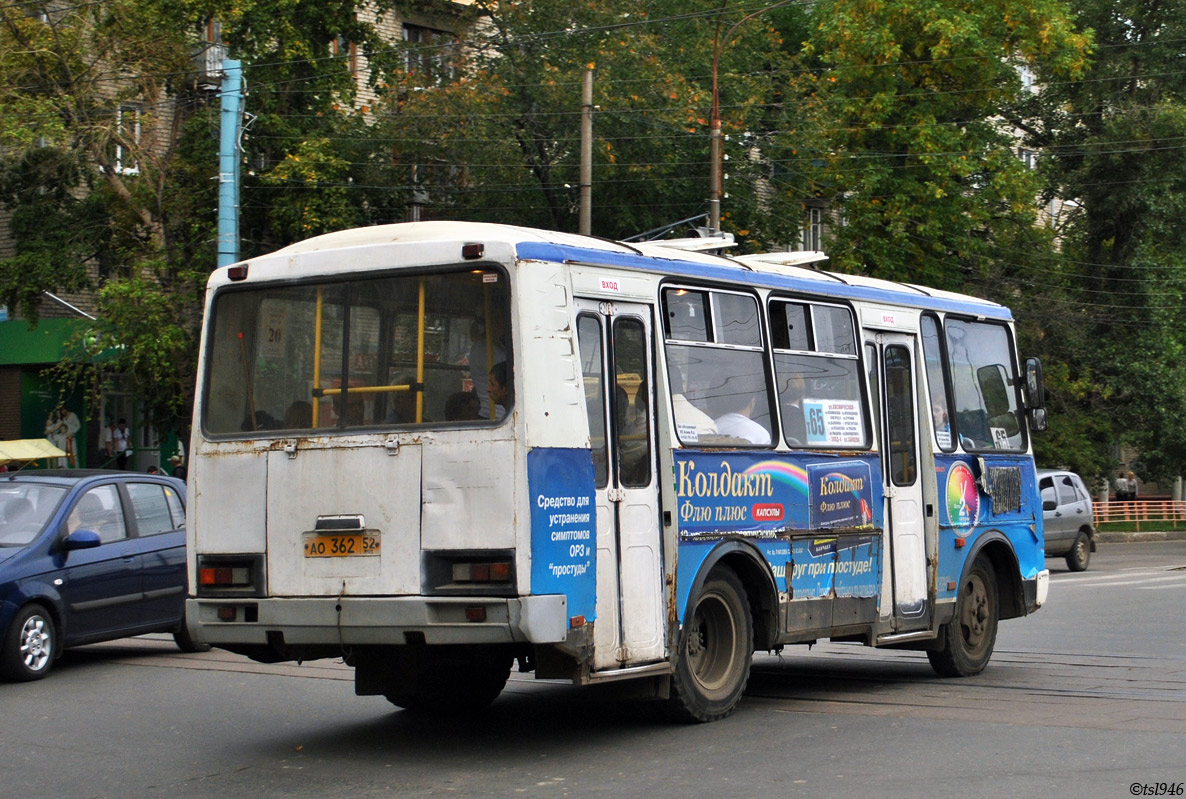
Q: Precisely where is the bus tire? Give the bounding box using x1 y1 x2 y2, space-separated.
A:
668 567 753 723
385 650 511 713
927 557 998 677
1065 531 1091 572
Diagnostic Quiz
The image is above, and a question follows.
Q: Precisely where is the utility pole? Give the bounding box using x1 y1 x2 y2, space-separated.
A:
217 59 244 268
708 1 792 234
579 68 594 236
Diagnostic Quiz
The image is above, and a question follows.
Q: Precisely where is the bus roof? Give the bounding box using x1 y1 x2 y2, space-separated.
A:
260 221 1011 320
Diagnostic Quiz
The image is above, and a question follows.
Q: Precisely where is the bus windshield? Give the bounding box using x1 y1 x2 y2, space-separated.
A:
202 267 511 435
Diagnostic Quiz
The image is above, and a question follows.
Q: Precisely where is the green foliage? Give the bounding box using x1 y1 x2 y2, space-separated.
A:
791 0 1088 292
375 0 795 242
262 138 362 240
4 0 1186 485
1016 0 1186 482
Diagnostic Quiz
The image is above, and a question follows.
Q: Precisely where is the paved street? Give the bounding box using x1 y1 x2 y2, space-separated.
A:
1 541 1183 799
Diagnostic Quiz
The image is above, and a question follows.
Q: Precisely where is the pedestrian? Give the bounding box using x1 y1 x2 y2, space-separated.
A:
146 464 162 475
1128 471 1139 502
169 454 187 481
99 420 116 467
1114 471 1129 502
44 406 81 468
113 418 131 470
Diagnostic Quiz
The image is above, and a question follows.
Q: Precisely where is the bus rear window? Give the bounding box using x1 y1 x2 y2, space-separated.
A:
203 268 511 435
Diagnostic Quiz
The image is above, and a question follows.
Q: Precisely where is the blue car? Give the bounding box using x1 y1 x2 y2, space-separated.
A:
0 470 206 681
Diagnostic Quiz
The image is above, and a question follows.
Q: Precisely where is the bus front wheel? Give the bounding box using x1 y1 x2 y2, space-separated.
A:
668 567 753 723
928 557 998 677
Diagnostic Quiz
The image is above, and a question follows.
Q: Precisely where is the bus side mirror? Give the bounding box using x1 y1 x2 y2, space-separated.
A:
1024 357 1045 410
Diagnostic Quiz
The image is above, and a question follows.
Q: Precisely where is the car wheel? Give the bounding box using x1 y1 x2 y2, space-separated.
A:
928 557 998 678
173 623 211 653
1065 531 1091 572
668 567 753 723
1 604 56 682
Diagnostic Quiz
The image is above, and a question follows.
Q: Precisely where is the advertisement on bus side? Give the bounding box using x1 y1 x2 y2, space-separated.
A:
672 451 882 540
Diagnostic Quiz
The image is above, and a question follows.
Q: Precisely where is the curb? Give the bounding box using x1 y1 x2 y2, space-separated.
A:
1095 530 1186 544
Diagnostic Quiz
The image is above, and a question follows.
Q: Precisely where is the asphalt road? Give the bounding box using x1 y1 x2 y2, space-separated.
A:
1 541 1183 799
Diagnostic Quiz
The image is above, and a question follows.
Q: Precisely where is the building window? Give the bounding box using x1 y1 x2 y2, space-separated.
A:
113 105 141 175
402 24 456 86
1017 64 1036 93
331 34 359 76
1018 148 1036 170
799 206 822 251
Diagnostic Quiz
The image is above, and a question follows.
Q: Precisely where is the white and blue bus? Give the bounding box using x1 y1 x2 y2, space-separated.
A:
187 221 1049 721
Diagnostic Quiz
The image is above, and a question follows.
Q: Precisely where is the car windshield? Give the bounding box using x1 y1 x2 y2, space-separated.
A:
0 484 68 547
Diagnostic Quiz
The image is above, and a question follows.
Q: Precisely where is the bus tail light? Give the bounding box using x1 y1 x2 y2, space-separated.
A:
452 561 512 583
196 555 264 596
200 566 251 587
424 550 516 596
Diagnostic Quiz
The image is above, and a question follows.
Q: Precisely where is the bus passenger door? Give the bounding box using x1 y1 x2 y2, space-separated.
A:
576 300 665 670
875 333 930 629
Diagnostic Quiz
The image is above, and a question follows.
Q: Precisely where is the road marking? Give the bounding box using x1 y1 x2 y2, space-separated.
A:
1054 574 1186 588
1056 568 1178 582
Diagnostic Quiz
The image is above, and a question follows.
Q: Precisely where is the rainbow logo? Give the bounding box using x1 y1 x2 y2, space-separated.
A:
946 462 980 530
743 460 810 499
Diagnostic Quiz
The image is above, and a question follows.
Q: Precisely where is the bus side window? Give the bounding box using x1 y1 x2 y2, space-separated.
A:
921 314 954 452
577 315 609 488
663 287 772 448
770 299 867 449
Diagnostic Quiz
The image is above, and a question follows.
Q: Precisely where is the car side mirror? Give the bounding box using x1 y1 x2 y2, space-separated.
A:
1043 499 1057 512
62 529 102 551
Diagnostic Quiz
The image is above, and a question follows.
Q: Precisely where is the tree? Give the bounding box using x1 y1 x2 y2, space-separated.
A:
790 0 1089 293
1015 0 1186 482
0 0 396 429
373 0 794 243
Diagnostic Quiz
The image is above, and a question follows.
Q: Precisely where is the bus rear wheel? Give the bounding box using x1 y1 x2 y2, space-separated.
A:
928 557 998 677
384 649 512 713
668 567 753 723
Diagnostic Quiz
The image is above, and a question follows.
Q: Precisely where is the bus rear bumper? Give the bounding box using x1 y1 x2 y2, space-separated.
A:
186 594 569 648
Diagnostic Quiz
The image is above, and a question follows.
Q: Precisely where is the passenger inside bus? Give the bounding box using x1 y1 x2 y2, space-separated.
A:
488 362 510 420
666 364 717 442
779 374 808 446
384 374 422 424
444 391 481 421
467 319 506 419
713 391 772 446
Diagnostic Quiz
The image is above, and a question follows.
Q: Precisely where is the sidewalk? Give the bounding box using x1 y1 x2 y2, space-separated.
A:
1096 529 1186 543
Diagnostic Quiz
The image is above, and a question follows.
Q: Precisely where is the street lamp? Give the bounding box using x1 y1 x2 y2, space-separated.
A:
708 1 792 234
